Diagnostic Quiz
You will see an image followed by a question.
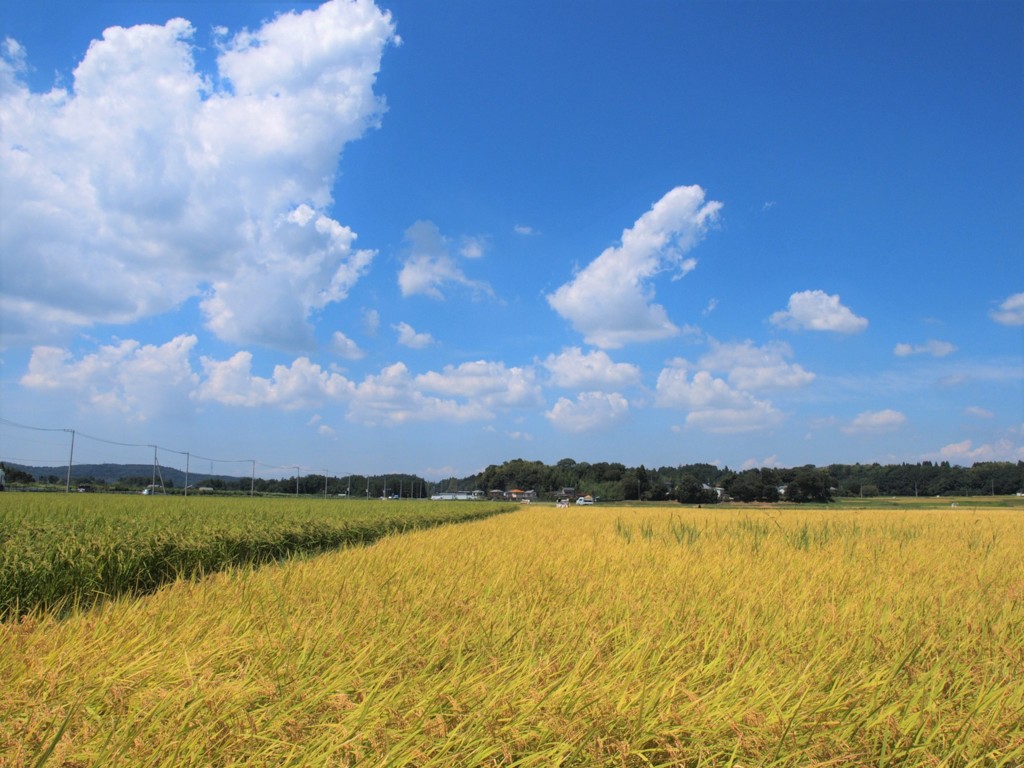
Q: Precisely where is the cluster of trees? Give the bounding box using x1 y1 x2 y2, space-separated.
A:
825 461 1021 498
450 458 1024 504
0 462 433 499
456 459 834 503
98 472 434 498
255 473 431 498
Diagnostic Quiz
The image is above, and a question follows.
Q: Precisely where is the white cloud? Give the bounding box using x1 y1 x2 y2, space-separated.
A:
0 2 396 347
546 185 722 349
541 347 641 390
459 235 488 259
347 362 489 426
698 339 815 391
362 308 381 336
330 331 364 360
990 292 1024 326
741 455 781 470
841 409 906 434
201 206 374 349
546 392 630 433
53 335 544 427
769 290 868 333
513 224 538 236
195 353 353 410
393 321 434 349
674 258 698 279
702 298 718 317
932 438 1024 464
397 220 493 300
20 335 198 420
655 362 782 433
893 339 957 357
415 360 542 409
964 406 993 419
345 360 542 427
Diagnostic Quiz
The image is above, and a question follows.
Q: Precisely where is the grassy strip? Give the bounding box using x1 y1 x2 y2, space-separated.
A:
2 505 1022 765
0 495 514 620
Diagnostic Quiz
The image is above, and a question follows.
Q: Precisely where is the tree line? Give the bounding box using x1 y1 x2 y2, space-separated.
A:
0 462 432 499
451 458 1024 503
4 459 1021 503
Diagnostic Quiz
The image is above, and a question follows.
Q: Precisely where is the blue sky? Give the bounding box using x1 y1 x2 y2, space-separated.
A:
1 0 1021 480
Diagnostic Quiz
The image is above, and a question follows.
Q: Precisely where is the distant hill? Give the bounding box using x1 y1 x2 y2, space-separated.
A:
2 462 244 487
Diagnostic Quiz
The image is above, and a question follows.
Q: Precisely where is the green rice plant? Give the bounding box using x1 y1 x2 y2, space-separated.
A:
614 516 633 543
0 495 514 620
667 514 701 547
639 520 655 541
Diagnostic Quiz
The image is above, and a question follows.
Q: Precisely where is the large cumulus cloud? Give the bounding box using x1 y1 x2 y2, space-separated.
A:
0 0 395 348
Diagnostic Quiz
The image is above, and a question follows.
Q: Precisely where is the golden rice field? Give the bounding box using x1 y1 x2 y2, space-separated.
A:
2 501 1023 766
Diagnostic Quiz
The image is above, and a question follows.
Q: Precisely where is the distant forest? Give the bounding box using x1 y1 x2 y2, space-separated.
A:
3 458 1022 503
451 458 1024 504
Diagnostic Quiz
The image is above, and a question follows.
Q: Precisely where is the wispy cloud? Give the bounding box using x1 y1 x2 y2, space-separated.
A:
397 221 494 300
841 409 906 434
329 331 365 360
893 339 957 357
459 235 488 259
362 308 381 337
393 321 434 349
928 438 1024 463
990 292 1024 326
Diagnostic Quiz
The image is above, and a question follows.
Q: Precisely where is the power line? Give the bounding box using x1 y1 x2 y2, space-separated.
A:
0 418 328 490
0 417 69 433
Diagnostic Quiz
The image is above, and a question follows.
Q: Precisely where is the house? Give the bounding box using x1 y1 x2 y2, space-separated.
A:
703 483 727 500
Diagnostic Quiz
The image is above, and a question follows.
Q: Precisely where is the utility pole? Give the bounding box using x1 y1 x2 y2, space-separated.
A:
65 429 75 493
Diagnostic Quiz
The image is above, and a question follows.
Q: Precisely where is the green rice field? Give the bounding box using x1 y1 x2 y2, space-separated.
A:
0 494 514 620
